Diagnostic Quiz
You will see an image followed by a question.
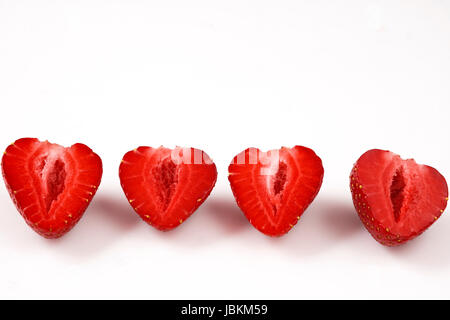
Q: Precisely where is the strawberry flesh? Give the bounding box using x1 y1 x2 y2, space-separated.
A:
119 146 217 231
228 146 324 237
2 138 103 238
350 149 448 246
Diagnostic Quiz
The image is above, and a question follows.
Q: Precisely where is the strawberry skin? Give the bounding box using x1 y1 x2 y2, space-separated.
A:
228 146 324 237
119 146 217 231
2 138 103 238
350 149 448 246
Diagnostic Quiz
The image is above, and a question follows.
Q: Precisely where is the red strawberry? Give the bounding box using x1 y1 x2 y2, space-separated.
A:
2 138 103 238
350 149 448 246
119 146 217 231
228 146 324 237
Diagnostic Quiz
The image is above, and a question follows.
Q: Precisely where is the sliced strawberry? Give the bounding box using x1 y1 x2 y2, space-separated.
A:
119 146 217 231
2 138 103 238
350 149 448 246
228 146 324 237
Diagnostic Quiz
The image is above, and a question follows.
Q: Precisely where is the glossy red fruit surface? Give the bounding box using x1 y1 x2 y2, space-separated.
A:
228 146 324 237
350 149 448 246
2 138 103 238
119 146 217 231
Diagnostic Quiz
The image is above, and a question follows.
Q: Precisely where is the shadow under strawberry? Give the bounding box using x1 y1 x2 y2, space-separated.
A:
42 191 141 260
151 193 250 247
268 196 363 258
201 195 250 233
382 217 450 271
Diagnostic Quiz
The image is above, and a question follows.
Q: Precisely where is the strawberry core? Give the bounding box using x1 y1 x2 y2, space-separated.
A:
267 161 289 216
273 162 288 195
390 167 406 222
152 158 178 210
37 154 67 213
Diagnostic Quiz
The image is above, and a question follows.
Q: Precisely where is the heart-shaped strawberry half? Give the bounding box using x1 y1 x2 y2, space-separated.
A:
2 138 103 238
119 146 217 231
228 146 324 237
350 149 448 246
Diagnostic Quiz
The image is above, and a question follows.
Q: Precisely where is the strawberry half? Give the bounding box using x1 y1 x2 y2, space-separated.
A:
350 149 448 246
119 146 217 231
2 138 103 238
228 146 324 237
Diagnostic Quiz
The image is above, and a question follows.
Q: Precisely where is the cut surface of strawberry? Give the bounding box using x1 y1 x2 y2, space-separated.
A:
119 146 217 231
2 138 103 238
350 149 448 246
228 146 324 237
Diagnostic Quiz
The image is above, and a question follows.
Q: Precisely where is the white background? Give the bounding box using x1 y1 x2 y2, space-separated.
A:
0 0 449 299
